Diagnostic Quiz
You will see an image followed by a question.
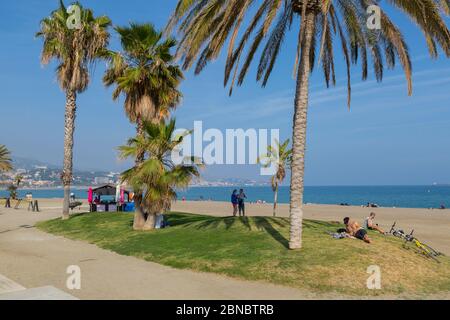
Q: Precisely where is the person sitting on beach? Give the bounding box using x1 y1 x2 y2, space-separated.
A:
366 202 379 208
364 212 385 234
344 217 371 244
231 190 239 217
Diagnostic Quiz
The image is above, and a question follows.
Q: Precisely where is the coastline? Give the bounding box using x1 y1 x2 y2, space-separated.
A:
3 185 449 210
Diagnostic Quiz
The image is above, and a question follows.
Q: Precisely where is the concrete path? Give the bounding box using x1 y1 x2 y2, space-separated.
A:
0 274 77 300
0 274 25 295
0 206 319 300
0 285 78 300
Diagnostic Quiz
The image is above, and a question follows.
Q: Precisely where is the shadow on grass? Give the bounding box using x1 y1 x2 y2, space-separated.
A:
253 217 289 249
168 213 240 231
303 220 339 231
223 217 237 230
167 213 290 248
240 217 251 231
67 212 92 219
63 212 335 251
195 218 222 230
166 212 212 227
266 217 290 228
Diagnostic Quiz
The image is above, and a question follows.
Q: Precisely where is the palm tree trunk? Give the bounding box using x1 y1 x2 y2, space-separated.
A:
135 117 145 163
62 89 77 220
289 11 315 250
132 117 147 230
273 184 279 217
133 195 146 230
142 212 157 231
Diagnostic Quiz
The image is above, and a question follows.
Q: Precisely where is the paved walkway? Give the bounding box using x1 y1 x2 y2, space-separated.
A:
0 206 319 300
0 274 25 295
0 271 77 300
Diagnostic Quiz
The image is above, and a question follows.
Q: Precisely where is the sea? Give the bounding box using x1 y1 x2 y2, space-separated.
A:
1 185 449 209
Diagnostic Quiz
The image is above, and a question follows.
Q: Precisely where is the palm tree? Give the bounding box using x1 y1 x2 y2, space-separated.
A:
104 23 184 230
37 1 111 220
8 175 23 200
14 175 23 186
259 139 292 217
0 145 12 172
119 119 202 230
166 0 450 249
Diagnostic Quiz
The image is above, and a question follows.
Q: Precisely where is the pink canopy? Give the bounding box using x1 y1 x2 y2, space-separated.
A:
88 187 93 204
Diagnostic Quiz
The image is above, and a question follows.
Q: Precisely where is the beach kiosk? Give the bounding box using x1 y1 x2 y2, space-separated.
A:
88 184 133 212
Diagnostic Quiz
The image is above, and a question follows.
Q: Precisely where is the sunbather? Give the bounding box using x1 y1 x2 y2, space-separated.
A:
364 212 385 234
344 217 372 244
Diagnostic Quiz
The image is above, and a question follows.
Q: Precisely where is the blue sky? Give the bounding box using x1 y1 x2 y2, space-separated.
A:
0 0 449 185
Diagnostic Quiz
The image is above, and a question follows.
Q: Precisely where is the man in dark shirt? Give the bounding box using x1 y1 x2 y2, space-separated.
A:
238 189 247 217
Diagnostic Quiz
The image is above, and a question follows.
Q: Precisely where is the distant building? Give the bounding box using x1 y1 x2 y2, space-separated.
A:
107 172 119 178
94 177 111 185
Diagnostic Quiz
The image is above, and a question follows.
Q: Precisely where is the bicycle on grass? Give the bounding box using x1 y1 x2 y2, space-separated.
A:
389 222 442 263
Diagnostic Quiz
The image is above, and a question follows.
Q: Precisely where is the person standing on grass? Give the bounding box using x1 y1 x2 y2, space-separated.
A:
231 190 239 217
238 189 247 217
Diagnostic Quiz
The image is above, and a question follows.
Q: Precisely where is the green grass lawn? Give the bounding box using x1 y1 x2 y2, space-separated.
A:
37 212 450 296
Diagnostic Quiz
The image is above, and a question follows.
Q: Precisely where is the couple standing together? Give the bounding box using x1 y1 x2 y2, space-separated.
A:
231 189 247 217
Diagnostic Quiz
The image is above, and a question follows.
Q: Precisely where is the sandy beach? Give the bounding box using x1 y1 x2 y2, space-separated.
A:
9 198 450 255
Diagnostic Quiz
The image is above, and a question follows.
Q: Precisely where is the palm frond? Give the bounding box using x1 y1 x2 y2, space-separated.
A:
0 145 13 172
37 1 111 93
104 23 183 125
167 0 449 103
119 119 202 214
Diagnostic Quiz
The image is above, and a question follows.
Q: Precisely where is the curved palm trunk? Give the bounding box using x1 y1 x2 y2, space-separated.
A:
132 195 147 230
289 11 315 250
143 212 157 231
62 90 77 220
132 117 147 230
273 184 279 217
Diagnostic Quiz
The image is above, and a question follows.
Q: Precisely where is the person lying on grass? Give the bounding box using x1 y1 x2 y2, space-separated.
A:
344 217 372 244
364 212 386 234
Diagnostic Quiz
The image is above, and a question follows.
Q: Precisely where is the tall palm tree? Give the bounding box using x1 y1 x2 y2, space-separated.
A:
0 145 12 172
259 139 292 217
37 1 111 220
166 0 450 249
104 23 184 230
119 119 202 230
